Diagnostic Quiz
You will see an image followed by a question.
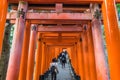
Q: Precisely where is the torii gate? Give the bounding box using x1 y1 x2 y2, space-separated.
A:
0 0 120 80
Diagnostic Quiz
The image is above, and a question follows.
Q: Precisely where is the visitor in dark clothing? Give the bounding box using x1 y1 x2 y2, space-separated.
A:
49 58 59 80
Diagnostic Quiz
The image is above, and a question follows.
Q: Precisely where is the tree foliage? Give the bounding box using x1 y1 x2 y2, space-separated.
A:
116 4 120 13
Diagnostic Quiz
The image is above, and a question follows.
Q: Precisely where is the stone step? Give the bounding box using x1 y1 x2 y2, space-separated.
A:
45 61 76 80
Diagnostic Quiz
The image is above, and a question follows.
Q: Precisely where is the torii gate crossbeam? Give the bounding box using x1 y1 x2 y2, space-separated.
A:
8 0 120 4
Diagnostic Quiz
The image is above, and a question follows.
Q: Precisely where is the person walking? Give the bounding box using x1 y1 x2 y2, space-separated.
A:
61 53 66 68
49 58 59 80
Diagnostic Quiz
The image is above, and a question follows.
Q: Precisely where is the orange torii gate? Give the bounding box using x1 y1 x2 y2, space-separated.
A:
0 0 120 80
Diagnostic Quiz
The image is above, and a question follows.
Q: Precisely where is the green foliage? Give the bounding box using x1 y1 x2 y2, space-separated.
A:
93 9 101 19
116 4 120 13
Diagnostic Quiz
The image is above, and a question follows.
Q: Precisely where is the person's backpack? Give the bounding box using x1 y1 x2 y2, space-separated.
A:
61 55 66 61
50 66 56 73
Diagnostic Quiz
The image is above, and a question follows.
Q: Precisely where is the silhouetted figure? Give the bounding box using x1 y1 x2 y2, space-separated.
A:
58 52 63 64
49 58 59 80
61 52 66 68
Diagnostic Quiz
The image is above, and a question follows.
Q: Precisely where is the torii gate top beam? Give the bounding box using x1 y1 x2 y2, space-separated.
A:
8 0 120 4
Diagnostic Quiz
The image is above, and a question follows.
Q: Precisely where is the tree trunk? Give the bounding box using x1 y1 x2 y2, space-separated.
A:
0 23 12 80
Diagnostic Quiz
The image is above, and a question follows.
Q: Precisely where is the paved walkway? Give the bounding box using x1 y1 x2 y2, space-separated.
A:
46 60 75 80
57 62 74 80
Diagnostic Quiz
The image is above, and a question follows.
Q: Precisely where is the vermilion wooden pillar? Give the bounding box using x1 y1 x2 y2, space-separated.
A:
87 22 97 80
46 45 51 69
6 1 28 80
26 24 37 80
44 44 49 72
71 46 77 73
55 48 59 58
119 29 120 38
0 0 8 56
19 20 31 80
67 48 72 59
60 48 63 53
48 46 52 69
77 36 84 80
102 1 120 80
72 46 77 73
47 46 51 68
42 43 46 73
92 18 109 80
50 47 53 63
57 47 60 57
92 4 109 79
74 44 79 74
91 4 109 80
51 46 55 59
82 28 90 80
34 32 42 80
48 46 52 66
59 48 62 54
71 47 75 68
40 42 45 75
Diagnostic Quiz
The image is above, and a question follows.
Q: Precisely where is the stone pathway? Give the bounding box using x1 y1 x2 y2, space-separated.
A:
46 61 75 80
57 62 74 80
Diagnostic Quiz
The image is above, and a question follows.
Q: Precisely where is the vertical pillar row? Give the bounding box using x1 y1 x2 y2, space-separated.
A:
19 20 31 80
40 42 45 75
67 48 72 59
34 32 42 80
70 47 75 69
46 45 51 70
44 44 49 72
55 48 59 58
72 45 77 74
77 35 84 80
82 28 90 80
74 44 79 75
26 24 37 80
87 22 97 80
47 46 51 70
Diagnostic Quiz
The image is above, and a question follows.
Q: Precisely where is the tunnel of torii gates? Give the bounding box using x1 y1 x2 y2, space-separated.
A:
0 0 120 80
